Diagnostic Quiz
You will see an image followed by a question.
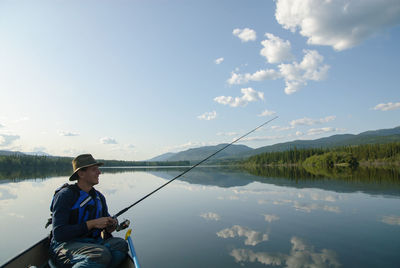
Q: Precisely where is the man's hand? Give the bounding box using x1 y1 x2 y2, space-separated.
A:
86 217 117 231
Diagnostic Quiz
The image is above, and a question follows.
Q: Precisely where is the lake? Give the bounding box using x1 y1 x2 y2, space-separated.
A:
0 166 399 267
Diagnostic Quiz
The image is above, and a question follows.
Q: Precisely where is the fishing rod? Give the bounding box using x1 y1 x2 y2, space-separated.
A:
113 116 278 219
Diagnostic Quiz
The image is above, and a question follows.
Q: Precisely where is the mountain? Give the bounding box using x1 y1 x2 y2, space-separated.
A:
244 126 400 159
165 144 253 162
151 126 400 162
0 150 52 157
0 150 26 156
147 152 177 162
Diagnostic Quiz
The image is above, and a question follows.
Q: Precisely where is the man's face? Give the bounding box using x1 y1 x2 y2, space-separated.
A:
79 165 101 186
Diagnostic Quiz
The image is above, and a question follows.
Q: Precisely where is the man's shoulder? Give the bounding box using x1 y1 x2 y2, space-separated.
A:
54 184 79 199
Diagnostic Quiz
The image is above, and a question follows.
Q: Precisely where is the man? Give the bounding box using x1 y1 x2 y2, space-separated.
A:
49 154 128 267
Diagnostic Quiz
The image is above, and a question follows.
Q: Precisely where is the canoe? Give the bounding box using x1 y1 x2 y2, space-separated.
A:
1 236 135 268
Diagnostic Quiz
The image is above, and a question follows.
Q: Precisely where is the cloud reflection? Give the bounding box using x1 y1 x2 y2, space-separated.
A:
264 214 280 222
0 187 18 201
231 236 340 267
217 225 269 246
200 212 221 221
381 215 400 226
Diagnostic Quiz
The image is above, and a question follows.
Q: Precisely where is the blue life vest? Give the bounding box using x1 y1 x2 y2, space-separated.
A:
48 183 106 238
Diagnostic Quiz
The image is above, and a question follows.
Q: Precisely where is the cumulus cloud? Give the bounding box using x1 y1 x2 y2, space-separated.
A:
200 212 221 221
381 215 400 226
0 134 20 147
214 88 264 107
307 127 341 136
197 111 217 120
215 57 224 64
217 225 268 246
100 137 118 144
373 102 400 111
233 28 257 42
275 0 400 51
260 33 294 63
279 49 329 94
230 236 340 267
59 131 80 137
290 116 336 126
227 50 329 94
227 69 280 85
271 125 294 131
258 110 276 117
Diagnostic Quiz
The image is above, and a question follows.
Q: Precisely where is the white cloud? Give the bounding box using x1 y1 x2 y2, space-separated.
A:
233 28 257 42
279 49 329 94
373 102 400 111
227 69 280 85
126 144 135 150
290 116 336 126
227 50 329 94
270 125 294 131
258 110 276 117
200 212 221 221
381 215 400 226
307 127 338 136
260 33 294 63
296 131 303 136
264 214 280 222
217 225 268 246
0 134 20 147
59 131 80 137
275 0 400 51
0 123 3 128
214 88 264 107
197 111 217 120
100 137 118 144
215 57 224 64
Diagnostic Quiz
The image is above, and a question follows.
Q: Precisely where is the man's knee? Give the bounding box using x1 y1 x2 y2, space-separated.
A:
82 244 112 266
104 237 129 253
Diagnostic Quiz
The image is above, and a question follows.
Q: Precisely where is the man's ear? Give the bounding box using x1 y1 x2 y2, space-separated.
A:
77 169 85 179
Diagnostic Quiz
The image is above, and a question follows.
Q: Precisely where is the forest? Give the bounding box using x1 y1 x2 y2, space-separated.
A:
0 154 190 173
243 142 400 168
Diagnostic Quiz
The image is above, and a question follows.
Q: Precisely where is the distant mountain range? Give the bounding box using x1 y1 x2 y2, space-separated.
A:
148 126 400 162
0 150 51 157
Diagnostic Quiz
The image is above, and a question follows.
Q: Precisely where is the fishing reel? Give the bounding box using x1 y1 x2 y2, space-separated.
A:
116 219 130 232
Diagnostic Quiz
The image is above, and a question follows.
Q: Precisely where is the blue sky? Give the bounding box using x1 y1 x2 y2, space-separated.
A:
0 0 399 161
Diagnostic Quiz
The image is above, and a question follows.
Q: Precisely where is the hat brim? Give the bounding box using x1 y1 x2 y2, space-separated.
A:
69 162 104 181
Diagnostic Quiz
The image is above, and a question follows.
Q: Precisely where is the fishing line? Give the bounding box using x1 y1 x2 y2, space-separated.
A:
113 116 278 218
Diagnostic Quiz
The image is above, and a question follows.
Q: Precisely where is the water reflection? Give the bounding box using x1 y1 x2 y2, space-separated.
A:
217 225 269 246
2 166 400 198
230 237 340 268
200 212 221 221
380 215 400 226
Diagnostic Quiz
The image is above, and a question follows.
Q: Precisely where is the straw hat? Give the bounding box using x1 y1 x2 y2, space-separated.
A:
69 154 104 181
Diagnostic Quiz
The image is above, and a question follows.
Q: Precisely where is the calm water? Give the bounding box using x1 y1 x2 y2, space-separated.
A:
0 167 400 267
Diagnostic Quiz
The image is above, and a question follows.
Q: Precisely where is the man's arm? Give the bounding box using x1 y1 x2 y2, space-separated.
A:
52 188 88 242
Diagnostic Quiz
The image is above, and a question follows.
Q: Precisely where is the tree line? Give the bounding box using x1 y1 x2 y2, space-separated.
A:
0 154 190 173
243 142 400 168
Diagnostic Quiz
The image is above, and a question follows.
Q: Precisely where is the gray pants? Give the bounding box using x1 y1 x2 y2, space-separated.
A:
50 237 128 268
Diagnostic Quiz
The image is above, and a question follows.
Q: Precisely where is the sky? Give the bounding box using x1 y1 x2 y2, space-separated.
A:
0 0 399 161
